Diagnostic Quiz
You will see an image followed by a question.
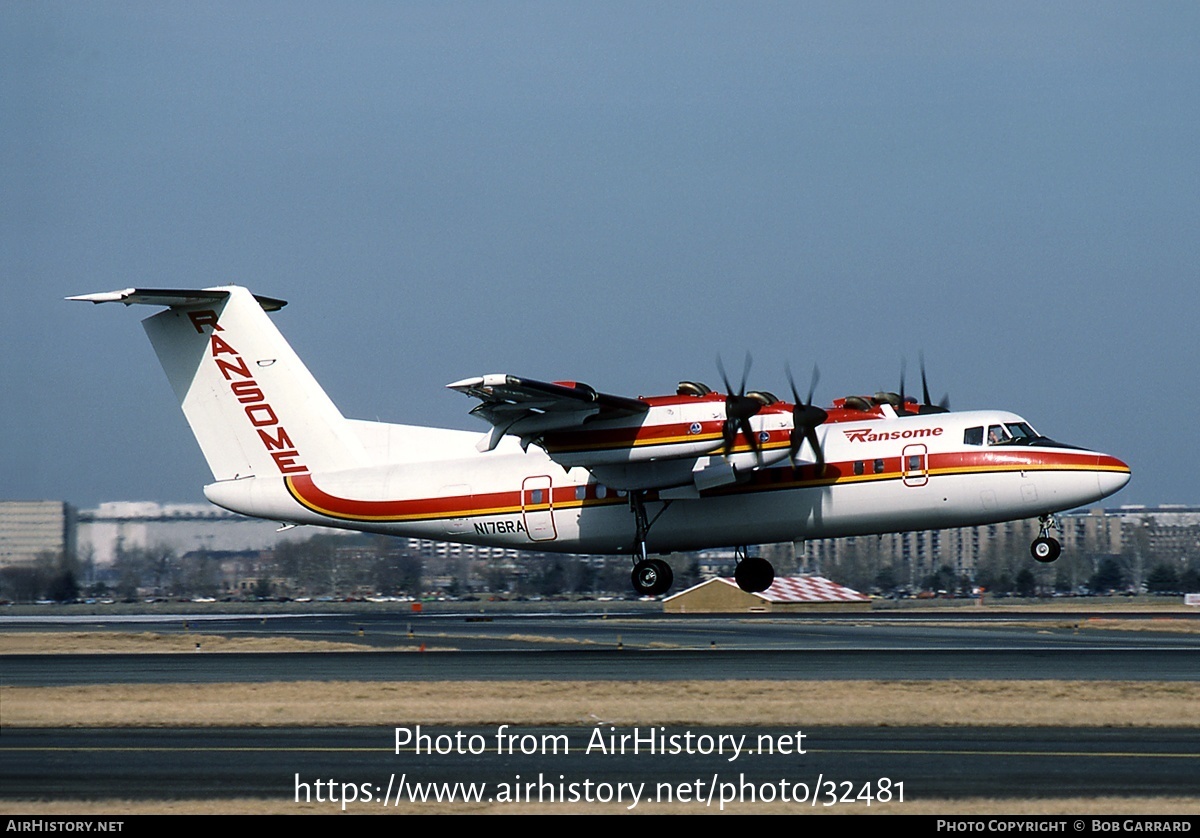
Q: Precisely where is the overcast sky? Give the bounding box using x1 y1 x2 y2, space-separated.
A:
2 2 1196 509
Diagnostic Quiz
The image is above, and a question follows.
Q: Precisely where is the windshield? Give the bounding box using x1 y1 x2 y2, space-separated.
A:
987 423 1043 445
1003 422 1038 442
965 420 1081 449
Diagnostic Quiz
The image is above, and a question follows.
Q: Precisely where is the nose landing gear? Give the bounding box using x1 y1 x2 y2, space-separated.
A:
1030 513 1063 563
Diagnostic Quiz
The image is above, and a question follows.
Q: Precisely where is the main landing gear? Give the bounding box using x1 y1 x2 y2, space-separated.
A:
733 545 775 593
629 491 675 597
631 557 673 597
622 492 777 596
1030 513 1062 563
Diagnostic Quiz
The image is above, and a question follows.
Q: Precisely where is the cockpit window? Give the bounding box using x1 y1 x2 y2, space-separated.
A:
1004 422 1037 442
985 422 1042 446
968 419 1079 450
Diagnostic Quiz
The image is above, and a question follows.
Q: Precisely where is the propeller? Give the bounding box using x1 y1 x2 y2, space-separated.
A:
716 354 765 465
917 353 950 414
876 356 950 414
785 363 827 474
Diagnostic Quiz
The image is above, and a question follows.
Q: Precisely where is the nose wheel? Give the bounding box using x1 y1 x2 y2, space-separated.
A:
1031 536 1061 563
1030 514 1062 563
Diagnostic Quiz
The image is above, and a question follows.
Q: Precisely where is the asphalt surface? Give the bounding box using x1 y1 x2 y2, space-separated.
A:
4 610 1199 684
4 647 1199 685
3 609 1198 808
5 726 1199 807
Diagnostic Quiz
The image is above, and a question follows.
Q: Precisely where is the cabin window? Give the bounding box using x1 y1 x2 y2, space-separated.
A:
575 485 586 501
874 458 885 474
854 461 865 476
530 489 544 505
596 485 607 499
964 426 984 446
907 455 922 471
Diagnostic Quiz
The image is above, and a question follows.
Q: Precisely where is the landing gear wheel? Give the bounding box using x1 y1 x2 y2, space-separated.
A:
1030 536 1061 563
631 559 673 596
734 556 775 593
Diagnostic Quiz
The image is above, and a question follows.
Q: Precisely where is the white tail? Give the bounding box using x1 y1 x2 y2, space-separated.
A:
70 286 366 481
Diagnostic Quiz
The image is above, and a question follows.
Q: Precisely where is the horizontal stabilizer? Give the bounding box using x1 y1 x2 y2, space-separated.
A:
68 287 287 311
72 284 362 482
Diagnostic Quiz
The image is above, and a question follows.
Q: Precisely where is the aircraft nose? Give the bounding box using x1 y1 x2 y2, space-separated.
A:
1095 454 1131 500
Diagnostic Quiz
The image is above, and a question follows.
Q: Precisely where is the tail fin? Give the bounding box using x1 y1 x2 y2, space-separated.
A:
69 286 365 481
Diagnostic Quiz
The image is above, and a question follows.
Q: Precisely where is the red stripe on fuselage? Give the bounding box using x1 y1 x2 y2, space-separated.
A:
284 448 1129 525
931 449 1129 475
287 473 517 522
285 473 628 523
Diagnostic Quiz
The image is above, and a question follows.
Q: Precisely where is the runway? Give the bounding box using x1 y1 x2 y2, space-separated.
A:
4 647 1198 686
5 609 1198 685
3 608 1198 810
5 726 1199 807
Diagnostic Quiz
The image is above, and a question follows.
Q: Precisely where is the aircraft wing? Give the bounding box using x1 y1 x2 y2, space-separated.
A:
447 374 648 452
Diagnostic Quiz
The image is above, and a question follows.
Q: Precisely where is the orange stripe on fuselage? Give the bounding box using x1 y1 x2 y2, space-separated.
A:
285 449 1129 525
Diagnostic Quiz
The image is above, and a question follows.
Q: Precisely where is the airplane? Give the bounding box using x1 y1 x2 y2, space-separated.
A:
69 285 1131 597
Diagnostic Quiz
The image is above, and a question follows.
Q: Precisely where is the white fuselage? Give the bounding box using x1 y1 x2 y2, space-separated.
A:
204 408 1130 556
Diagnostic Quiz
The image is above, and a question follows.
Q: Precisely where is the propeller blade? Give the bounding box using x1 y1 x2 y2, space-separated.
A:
717 353 763 460
785 363 827 472
740 417 762 466
805 426 825 473
920 353 933 406
716 355 731 392
918 353 951 414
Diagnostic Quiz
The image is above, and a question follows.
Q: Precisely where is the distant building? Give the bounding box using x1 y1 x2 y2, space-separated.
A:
77 501 342 566
9 495 1197 594
793 505 1198 590
0 501 77 568
664 575 870 614
76 501 548 568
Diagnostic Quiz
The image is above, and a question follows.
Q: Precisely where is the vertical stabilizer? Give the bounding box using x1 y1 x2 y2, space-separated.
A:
71 286 365 481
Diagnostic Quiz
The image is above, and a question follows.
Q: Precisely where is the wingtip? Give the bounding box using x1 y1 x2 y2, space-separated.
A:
446 374 509 391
